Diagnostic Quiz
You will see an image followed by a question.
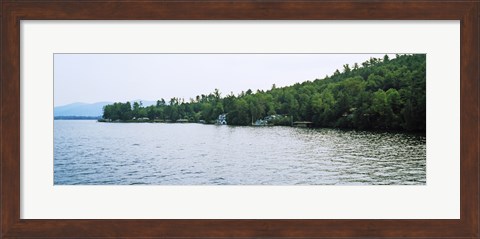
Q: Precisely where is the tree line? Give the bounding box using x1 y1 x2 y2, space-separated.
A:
102 54 426 131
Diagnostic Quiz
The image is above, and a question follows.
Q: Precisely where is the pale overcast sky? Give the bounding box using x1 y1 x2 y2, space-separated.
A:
54 54 394 107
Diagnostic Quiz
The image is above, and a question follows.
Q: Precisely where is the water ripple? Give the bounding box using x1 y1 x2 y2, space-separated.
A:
54 120 426 185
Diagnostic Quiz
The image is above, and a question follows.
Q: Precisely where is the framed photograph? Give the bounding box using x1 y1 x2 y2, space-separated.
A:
1 1 478 238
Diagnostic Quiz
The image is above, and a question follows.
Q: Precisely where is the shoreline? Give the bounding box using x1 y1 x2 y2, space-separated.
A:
53 119 425 135
93 119 426 136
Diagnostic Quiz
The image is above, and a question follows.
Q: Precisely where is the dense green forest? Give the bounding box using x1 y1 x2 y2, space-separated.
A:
101 54 426 131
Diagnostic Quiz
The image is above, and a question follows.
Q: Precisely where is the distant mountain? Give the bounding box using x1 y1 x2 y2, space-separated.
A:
54 100 156 117
54 102 111 117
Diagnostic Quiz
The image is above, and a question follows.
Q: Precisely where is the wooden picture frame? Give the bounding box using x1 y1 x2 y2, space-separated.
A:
1 1 478 238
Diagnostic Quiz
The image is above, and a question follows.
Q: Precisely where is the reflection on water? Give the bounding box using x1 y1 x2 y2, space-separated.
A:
54 120 426 185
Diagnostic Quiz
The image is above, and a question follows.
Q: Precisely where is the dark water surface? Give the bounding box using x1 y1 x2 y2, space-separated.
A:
54 120 426 185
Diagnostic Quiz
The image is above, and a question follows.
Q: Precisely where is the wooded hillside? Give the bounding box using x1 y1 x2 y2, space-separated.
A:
102 54 426 131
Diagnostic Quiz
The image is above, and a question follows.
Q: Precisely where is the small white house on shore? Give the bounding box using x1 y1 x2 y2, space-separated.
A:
216 114 227 125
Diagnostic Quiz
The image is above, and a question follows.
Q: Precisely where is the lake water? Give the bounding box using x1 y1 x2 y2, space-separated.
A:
54 120 426 185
